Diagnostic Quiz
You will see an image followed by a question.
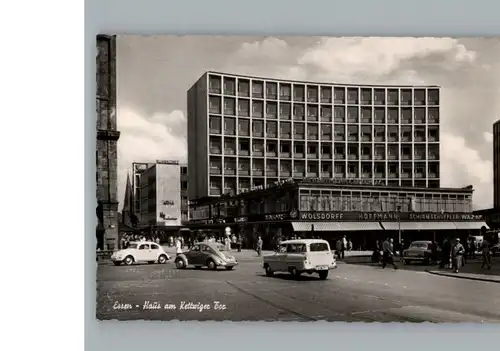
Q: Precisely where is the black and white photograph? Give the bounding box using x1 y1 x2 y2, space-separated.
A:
96 35 500 322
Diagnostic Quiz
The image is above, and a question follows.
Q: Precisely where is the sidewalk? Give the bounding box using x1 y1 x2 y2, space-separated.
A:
426 257 500 283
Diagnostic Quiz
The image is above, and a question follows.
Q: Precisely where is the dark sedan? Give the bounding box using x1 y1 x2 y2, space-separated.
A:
402 241 436 265
174 242 238 270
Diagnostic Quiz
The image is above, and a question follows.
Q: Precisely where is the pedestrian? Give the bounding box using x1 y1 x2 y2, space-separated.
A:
382 237 398 270
481 237 492 270
175 237 182 256
225 235 231 251
336 239 342 259
439 238 451 268
451 238 465 273
341 235 347 259
236 235 242 252
256 236 263 256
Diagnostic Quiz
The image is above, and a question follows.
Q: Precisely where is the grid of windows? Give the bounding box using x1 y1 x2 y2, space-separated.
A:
192 72 441 197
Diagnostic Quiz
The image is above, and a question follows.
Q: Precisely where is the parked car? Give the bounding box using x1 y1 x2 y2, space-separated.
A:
111 241 171 266
402 240 435 265
263 239 336 280
174 242 238 270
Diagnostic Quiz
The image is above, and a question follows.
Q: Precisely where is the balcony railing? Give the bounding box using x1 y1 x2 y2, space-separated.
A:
266 170 278 176
307 153 318 159
210 147 221 154
307 172 319 177
428 172 438 178
401 154 412 160
361 154 371 160
389 173 398 178
280 133 291 139
280 152 291 158
334 117 345 123
361 100 372 105
266 151 277 157
374 136 385 142
347 136 358 142
374 172 385 178
387 154 398 160
308 134 319 140
253 169 264 176
347 117 358 123
280 170 291 177
415 172 425 178
239 130 250 137
321 153 331 159
294 133 305 139
293 115 305 121
252 149 263 156
321 134 332 140
414 118 425 124
387 119 398 124
295 152 304 158
210 168 221 175
348 154 358 160
401 172 411 178
266 132 277 138
210 188 222 195
239 150 250 156
210 128 221 134
224 169 236 175
224 129 236 135
334 134 345 141
335 154 345 160
224 148 236 155
238 169 250 176
401 119 411 124
294 171 305 177
253 131 264 137
334 172 345 178
321 172 332 178
294 95 304 102
374 154 384 160
361 173 372 179
428 154 439 160
414 153 425 160
374 99 385 105
361 135 372 142
374 118 385 124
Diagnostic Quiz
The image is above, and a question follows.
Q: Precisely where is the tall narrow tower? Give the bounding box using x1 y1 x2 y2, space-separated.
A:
96 34 120 250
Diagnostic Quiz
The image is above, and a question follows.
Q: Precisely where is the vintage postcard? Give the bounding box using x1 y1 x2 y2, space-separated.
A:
95 35 500 322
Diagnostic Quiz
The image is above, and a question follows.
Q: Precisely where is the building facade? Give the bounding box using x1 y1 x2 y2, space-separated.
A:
188 178 486 250
187 71 441 200
494 119 500 208
137 160 182 227
96 34 120 250
180 164 189 222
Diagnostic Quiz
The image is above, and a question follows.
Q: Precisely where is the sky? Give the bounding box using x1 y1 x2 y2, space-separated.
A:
115 35 500 211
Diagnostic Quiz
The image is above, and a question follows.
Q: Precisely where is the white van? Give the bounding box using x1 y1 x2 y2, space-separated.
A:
263 239 336 280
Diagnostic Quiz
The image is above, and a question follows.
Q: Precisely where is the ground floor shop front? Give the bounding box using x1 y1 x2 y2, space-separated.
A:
186 216 489 251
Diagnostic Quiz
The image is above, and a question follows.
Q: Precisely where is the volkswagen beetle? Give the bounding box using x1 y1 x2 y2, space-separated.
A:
174 242 238 270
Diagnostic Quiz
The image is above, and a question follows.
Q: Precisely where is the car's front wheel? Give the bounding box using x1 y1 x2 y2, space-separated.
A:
124 255 134 266
318 271 328 280
158 254 168 264
265 264 274 277
175 258 186 269
206 258 217 270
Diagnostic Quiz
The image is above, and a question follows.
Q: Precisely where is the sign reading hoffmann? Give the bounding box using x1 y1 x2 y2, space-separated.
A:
156 162 181 226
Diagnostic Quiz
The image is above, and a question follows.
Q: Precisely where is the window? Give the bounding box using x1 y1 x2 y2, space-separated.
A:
209 116 221 134
181 181 188 190
293 104 305 120
320 86 332 103
266 82 278 99
224 98 235 115
280 103 291 119
294 85 305 101
252 120 264 137
280 84 291 100
347 106 358 123
139 244 149 250
238 80 250 97
238 119 250 136
238 99 249 117
280 122 291 138
209 76 221 94
252 81 264 98
294 123 305 138
150 244 159 250
307 86 318 102
209 96 221 114
266 102 277 118
266 121 277 137
252 101 263 117
224 118 236 135
191 245 200 252
224 78 236 95
307 105 318 119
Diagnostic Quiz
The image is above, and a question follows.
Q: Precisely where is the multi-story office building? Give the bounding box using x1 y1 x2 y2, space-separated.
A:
180 164 189 222
494 119 500 208
187 71 441 200
137 160 182 227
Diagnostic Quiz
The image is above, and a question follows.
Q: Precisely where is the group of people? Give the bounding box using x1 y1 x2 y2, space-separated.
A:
335 236 353 259
120 233 160 249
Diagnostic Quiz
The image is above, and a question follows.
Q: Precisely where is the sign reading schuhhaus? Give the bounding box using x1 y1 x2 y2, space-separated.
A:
299 211 484 221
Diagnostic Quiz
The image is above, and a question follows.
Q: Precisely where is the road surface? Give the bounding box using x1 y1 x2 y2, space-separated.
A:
96 254 500 322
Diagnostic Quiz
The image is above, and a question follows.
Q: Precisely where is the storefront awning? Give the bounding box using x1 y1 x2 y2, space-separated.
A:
453 221 489 230
380 221 457 231
292 221 382 232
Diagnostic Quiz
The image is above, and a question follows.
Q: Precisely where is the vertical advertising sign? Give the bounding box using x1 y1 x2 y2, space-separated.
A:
156 162 181 226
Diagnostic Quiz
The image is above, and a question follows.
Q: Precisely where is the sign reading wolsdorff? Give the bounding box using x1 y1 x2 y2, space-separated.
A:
298 211 484 221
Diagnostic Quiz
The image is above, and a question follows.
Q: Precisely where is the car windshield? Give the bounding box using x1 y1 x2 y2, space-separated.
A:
410 243 428 249
127 243 138 249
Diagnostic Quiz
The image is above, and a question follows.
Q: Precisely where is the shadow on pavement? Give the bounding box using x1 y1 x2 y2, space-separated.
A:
256 273 322 281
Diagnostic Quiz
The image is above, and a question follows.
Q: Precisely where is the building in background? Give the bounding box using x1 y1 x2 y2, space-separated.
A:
187 71 441 200
96 34 120 250
180 164 189 222
135 160 182 228
494 119 500 208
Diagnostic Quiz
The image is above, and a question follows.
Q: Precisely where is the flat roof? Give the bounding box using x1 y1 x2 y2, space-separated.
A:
204 70 441 89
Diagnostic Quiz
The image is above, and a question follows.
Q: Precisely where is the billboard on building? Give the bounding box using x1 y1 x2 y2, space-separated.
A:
156 162 181 226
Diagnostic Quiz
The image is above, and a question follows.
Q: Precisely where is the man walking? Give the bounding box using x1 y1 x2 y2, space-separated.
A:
481 237 492 270
451 238 465 273
256 236 263 256
382 237 398 270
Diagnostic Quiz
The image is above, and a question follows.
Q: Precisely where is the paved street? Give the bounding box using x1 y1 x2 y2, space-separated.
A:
96 254 500 322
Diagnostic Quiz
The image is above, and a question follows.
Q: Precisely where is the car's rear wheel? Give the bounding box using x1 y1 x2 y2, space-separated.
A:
124 256 134 266
318 271 328 280
175 258 185 269
158 254 168 264
290 267 301 279
265 265 274 277
225 266 234 270
206 259 217 270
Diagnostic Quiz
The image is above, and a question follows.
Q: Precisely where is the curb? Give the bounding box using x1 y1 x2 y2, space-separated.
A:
425 270 500 284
